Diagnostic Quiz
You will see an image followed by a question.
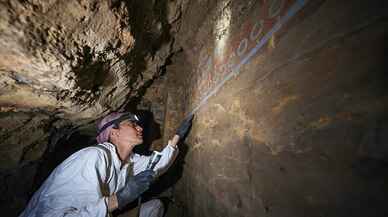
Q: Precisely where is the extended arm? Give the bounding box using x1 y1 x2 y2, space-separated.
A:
132 114 194 175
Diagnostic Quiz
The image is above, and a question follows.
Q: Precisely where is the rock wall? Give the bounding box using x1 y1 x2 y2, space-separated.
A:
165 0 388 216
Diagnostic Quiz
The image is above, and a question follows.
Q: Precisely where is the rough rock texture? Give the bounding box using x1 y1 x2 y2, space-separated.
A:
0 0 185 215
164 0 388 217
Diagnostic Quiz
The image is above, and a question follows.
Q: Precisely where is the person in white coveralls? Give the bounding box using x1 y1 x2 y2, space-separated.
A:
19 111 193 217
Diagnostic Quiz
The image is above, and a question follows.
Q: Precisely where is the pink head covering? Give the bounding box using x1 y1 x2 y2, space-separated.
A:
96 112 126 144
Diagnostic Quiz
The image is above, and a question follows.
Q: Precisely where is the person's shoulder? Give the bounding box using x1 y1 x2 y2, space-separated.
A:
54 146 108 173
78 146 103 154
83 145 112 158
68 145 111 163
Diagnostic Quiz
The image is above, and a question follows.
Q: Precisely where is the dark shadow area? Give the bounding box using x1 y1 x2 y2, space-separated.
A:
133 110 162 155
353 117 388 179
31 129 96 194
0 161 38 217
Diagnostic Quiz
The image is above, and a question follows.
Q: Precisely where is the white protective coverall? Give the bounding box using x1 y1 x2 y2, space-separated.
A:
19 142 178 217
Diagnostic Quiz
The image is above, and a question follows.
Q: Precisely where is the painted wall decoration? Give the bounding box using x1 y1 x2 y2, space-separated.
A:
189 0 308 115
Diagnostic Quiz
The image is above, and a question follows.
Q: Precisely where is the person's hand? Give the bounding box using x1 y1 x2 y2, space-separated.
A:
116 170 155 209
175 114 194 138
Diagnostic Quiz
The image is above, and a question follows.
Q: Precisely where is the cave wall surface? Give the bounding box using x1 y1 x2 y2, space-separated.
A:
165 0 388 216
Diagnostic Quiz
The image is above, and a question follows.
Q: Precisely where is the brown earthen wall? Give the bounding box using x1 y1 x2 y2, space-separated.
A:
165 0 388 216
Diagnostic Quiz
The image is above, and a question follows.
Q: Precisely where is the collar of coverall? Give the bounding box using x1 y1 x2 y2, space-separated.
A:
97 113 140 135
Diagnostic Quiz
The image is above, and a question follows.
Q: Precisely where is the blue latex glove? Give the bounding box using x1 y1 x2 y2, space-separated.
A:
176 114 194 138
116 170 155 209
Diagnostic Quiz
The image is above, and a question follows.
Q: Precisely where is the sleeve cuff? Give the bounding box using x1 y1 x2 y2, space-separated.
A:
167 143 178 151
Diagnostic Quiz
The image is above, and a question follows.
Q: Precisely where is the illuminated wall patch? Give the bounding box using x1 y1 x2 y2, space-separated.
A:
189 0 308 116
